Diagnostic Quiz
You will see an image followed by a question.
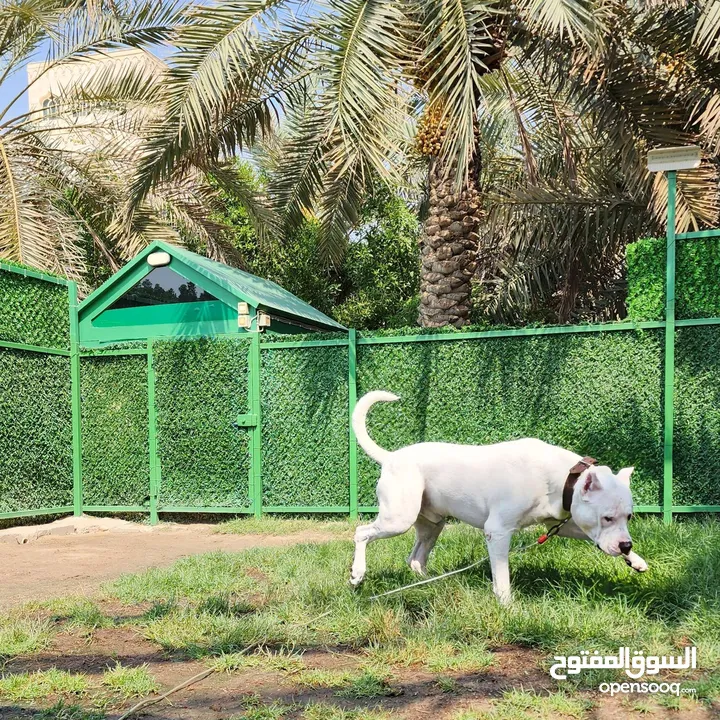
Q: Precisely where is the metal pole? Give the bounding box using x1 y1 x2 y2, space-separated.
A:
250 329 263 518
663 170 677 525
348 329 358 520
68 282 83 516
147 340 159 525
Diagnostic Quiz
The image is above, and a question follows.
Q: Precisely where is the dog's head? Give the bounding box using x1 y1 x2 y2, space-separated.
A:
570 465 635 557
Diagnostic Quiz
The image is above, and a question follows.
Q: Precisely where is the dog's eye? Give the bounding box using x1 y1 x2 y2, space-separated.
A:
603 516 614 523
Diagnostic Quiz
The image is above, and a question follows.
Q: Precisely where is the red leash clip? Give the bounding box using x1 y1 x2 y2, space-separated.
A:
537 517 570 545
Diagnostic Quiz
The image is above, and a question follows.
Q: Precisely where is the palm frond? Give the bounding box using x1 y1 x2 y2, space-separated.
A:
693 0 720 58
420 0 499 186
514 0 602 46
0 132 85 279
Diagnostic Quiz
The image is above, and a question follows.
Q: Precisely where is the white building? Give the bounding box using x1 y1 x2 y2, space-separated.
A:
27 48 163 150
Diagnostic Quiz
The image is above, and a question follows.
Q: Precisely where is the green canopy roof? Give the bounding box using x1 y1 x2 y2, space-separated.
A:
166 243 345 331
79 241 346 335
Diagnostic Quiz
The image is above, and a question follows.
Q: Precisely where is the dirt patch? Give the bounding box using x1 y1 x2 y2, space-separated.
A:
0 525 337 609
2 626 718 720
0 515 154 545
1 630 551 720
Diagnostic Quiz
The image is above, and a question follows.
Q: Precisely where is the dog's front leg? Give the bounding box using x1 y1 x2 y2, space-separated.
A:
484 525 514 605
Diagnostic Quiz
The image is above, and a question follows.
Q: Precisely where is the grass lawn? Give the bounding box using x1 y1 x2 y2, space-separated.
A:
0 516 718 719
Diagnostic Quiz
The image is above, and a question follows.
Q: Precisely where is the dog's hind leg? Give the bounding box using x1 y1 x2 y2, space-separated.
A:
408 515 445 576
350 467 422 587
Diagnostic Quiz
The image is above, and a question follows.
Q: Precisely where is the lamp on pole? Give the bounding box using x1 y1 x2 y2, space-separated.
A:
646 145 702 524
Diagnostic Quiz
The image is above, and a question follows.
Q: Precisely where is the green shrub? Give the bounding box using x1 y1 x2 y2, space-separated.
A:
626 236 720 320
356 330 664 506
674 326 720 505
626 238 666 321
0 350 73 513
261 345 349 507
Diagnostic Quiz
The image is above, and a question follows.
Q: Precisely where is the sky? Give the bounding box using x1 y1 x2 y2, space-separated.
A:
1 65 30 119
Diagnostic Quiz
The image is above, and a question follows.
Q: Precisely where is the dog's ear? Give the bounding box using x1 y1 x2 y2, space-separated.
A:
616 467 634 487
580 468 603 498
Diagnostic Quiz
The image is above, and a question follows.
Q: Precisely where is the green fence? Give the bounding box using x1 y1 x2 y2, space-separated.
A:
42 316 715 524
0 262 78 519
2 171 720 523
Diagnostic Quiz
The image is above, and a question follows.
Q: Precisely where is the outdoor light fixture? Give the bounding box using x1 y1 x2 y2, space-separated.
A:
647 145 702 173
238 301 251 329
146 251 171 267
258 312 271 329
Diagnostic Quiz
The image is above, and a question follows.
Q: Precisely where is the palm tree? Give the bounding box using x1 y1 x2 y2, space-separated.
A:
129 0 720 326
475 2 720 323
0 0 180 280
0 0 275 286
127 1 599 325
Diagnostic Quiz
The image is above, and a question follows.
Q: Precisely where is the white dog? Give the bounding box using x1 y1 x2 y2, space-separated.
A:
350 391 648 603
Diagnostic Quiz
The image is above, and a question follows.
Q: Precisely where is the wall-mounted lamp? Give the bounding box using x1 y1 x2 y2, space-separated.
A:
147 251 171 267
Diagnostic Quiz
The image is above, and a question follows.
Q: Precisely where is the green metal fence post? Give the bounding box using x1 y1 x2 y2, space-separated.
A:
68 282 83 516
147 340 160 525
348 329 358 520
663 170 677 525
250 329 263 518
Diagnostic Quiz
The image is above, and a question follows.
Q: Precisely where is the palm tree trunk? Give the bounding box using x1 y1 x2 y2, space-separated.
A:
418 158 481 328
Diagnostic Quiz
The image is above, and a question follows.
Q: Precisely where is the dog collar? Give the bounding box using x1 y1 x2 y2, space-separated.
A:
562 456 598 512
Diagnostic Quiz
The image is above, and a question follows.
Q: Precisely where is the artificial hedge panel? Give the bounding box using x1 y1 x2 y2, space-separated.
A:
0 350 73 512
356 331 664 507
261 345 349 507
626 237 720 320
80 355 150 506
154 337 251 508
0 270 71 350
674 326 720 506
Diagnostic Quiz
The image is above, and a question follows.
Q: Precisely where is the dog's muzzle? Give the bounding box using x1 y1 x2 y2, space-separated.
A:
619 541 633 555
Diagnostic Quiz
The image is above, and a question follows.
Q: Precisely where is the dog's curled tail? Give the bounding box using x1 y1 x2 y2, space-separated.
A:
352 390 399 465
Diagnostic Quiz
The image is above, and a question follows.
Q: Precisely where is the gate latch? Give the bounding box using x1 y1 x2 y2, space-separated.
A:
233 413 258 428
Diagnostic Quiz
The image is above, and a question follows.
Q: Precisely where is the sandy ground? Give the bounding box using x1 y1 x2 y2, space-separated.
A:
0 520 336 609
1 519 717 720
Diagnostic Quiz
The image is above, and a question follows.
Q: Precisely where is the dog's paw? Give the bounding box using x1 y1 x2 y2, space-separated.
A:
349 573 365 587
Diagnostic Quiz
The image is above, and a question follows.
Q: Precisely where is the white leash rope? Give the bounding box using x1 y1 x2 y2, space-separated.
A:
368 557 491 600
367 518 570 601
